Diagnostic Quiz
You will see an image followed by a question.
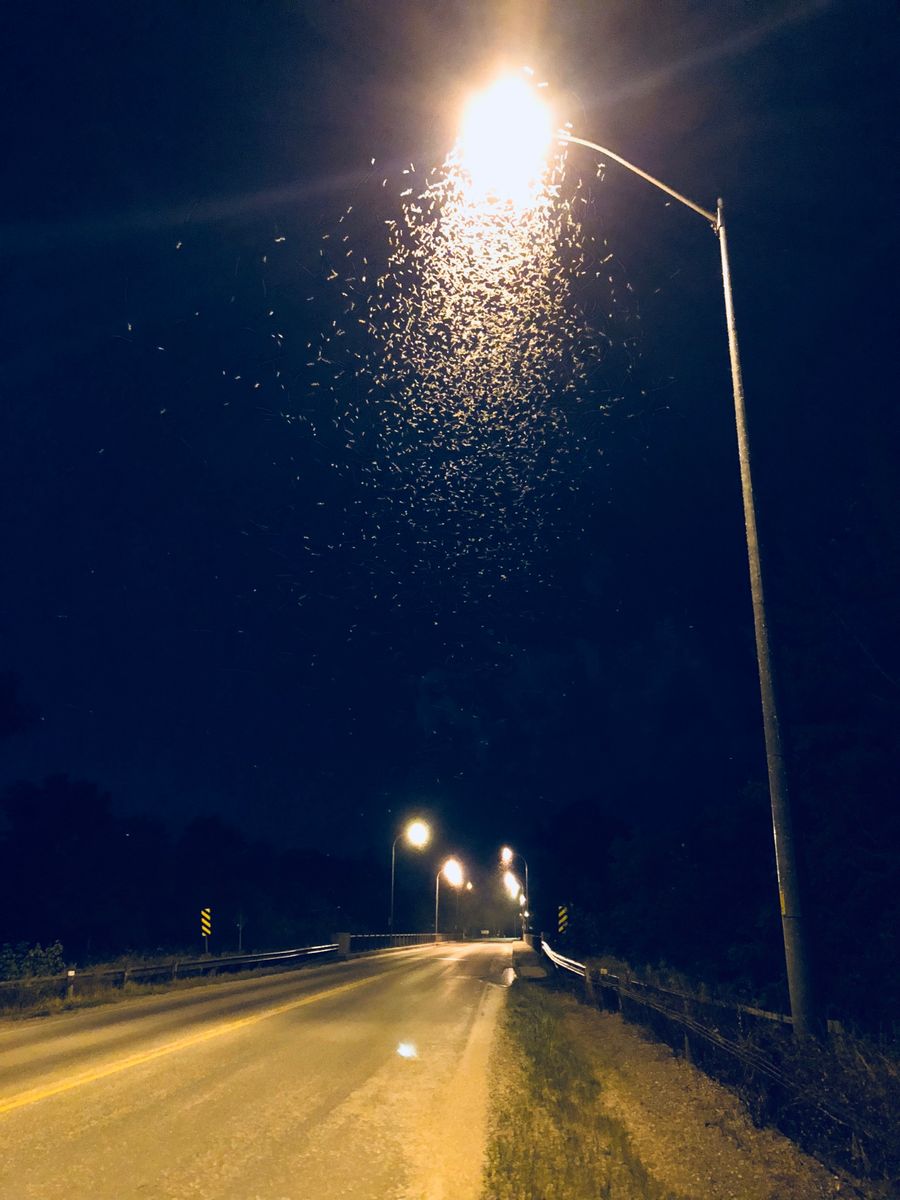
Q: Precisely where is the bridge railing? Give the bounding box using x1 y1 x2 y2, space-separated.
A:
0 932 448 1009
345 932 441 953
0 942 341 1006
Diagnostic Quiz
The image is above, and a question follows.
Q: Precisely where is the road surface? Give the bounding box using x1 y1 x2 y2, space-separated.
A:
0 941 514 1200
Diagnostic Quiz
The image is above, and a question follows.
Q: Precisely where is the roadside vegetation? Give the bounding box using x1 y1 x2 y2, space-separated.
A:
483 981 674 1200
484 976 889 1200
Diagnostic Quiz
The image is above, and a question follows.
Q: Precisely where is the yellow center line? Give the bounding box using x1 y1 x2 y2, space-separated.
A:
0 971 383 1117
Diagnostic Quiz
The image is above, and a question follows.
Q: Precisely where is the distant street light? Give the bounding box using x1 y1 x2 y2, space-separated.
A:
390 818 431 932
460 77 816 1037
499 847 529 926
435 857 465 938
502 869 521 900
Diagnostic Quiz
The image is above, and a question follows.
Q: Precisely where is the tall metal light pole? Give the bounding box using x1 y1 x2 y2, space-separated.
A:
390 819 431 933
556 132 817 1037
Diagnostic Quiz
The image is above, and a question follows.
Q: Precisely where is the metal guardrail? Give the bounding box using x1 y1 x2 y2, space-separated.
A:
540 938 891 1185
0 942 340 1001
541 941 587 979
543 939 792 1025
0 932 445 1004
347 932 439 953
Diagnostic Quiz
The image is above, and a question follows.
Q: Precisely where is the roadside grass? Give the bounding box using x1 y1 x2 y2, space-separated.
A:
483 981 675 1200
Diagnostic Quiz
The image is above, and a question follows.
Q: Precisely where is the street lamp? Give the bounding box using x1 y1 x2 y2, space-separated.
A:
390 819 431 932
501 870 523 938
461 79 815 1037
500 846 529 919
458 74 553 208
502 869 521 900
435 857 465 939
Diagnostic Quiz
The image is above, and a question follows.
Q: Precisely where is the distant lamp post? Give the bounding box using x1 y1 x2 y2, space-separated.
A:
390 819 431 932
500 847 530 925
461 77 815 1037
502 869 521 900
501 870 523 939
435 857 465 938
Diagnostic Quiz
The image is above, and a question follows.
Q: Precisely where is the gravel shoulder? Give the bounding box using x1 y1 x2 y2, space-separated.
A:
558 992 855 1199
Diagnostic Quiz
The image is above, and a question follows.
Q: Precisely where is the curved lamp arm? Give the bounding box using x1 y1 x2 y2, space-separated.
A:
559 132 717 227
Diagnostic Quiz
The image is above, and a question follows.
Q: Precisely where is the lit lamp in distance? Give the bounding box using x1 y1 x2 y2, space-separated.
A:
502 869 523 939
390 818 431 933
500 846 529 927
435 857 465 939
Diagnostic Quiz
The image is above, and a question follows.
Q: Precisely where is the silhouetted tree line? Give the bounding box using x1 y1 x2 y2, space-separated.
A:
540 761 900 1032
0 769 383 963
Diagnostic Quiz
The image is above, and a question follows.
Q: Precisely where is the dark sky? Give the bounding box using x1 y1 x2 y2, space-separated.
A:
2 0 897 870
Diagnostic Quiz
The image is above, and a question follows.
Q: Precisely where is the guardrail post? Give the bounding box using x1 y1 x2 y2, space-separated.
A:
336 932 351 959
584 966 597 1006
682 995 693 1063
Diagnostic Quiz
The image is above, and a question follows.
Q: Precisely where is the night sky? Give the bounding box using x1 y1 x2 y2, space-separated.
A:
2 0 897 905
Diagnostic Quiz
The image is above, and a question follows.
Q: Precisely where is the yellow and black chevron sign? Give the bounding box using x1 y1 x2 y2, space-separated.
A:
200 907 212 938
557 905 569 935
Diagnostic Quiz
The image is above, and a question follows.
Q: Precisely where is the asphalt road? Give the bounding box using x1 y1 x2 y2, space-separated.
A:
0 941 514 1200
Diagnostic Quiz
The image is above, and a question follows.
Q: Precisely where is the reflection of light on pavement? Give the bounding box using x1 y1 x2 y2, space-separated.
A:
396 1041 418 1059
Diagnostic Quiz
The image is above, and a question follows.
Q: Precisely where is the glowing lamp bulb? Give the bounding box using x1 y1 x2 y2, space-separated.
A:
458 75 553 206
503 870 521 899
405 819 431 849
442 857 464 888
500 846 514 866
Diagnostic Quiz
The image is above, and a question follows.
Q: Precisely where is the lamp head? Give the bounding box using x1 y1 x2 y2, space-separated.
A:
405 819 431 849
503 869 521 900
442 857 465 888
458 74 553 207
500 846 514 866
